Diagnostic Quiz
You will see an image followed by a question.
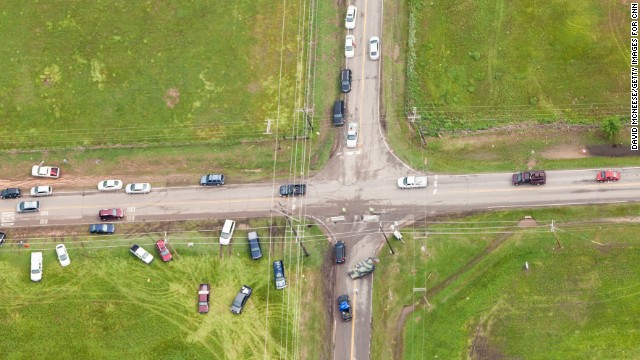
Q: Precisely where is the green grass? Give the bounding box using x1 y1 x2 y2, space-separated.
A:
0 1 306 149
372 204 640 359
0 219 329 359
406 0 628 133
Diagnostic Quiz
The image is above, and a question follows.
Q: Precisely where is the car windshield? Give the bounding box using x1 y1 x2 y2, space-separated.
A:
347 134 356 140
161 249 170 256
59 254 68 261
346 45 353 51
221 232 230 239
31 269 40 274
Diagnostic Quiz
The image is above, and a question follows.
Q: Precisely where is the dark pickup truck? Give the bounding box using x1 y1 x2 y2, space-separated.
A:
279 184 306 197
512 171 546 185
337 295 352 321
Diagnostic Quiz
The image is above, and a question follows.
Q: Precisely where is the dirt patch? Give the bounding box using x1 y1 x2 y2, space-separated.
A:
247 82 261 93
469 333 508 360
539 145 590 159
163 87 180 108
517 217 538 227
586 144 640 157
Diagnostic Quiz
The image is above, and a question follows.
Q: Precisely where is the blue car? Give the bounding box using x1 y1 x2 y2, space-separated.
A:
89 224 115 234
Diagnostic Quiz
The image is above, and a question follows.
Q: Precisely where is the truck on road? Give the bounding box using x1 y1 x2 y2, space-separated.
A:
348 257 376 279
32 165 60 178
337 295 353 321
279 184 306 197
512 170 546 185
397 176 428 189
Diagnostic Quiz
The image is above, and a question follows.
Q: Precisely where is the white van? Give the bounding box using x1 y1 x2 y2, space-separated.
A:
219 219 236 245
30 252 43 282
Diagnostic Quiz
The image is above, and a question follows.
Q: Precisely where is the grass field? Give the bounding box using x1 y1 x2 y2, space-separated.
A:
405 0 628 133
0 1 311 149
372 204 640 359
0 219 329 359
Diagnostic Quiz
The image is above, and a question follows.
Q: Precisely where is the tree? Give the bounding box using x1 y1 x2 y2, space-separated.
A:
601 117 621 143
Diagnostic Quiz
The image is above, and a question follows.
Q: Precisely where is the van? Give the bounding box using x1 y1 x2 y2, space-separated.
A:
30 252 43 282
17 201 40 213
333 100 345 126
273 260 287 289
219 219 236 245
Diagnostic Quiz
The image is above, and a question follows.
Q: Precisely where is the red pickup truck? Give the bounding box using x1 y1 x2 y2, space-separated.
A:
512 171 546 185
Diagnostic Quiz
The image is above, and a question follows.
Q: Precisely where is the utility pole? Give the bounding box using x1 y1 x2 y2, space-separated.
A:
263 119 272 135
551 220 562 249
275 207 309 257
379 223 395 255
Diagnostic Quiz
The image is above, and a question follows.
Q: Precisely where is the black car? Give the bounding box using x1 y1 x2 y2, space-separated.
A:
200 174 225 186
333 100 345 126
89 224 115 234
340 68 352 93
247 231 263 260
0 188 21 199
334 241 346 264
0 231 6 247
230 285 253 314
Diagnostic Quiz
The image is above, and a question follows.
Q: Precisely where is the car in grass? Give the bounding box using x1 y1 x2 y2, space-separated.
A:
155 239 173 262
129 244 154 264
55 244 71 267
334 240 346 264
1 188 22 199
219 219 236 245
99 208 124 221
340 68 352 93
198 283 210 314
30 252 43 282
200 174 225 186
345 5 357 29
596 170 620 182
97 180 123 191
31 165 59 178
369 36 380 60
345 35 355 58
30 186 52 197
89 224 115 235
16 201 40 213
125 183 151 194
230 285 253 314
0 231 5 247
247 231 263 260
273 260 287 289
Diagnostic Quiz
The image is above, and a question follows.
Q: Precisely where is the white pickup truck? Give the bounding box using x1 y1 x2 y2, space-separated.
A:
129 244 154 264
32 165 60 178
397 176 428 189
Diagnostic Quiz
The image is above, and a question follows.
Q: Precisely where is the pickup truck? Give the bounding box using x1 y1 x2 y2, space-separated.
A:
32 165 60 178
279 184 306 197
129 244 154 264
512 171 546 185
337 295 353 321
348 257 376 279
346 122 358 148
397 176 428 189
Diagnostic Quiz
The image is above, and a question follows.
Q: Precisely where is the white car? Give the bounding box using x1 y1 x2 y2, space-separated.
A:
345 5 357 30
125 183 151 194
129 244 154 264
345 35 355 58
219 219 236 245
98 180 123 191
346 122 358 148
30 186 53 197
369 36 380 60
55 244 71 267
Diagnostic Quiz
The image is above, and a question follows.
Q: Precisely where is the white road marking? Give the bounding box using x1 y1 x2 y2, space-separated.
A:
433 188 437 195
40 219 48 225
433 181 437 187
1 212 15 226
344 150 361 156
127 207 136 213
126 215 135 221
41 211 48 216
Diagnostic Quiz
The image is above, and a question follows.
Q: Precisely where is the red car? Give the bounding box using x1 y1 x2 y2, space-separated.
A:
99 208 124 221
155 239 173 262
596 170 621 182
198 284 210 314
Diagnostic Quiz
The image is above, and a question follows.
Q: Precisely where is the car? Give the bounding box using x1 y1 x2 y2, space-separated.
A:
230 285 253 314
338 295 353 321
348 257 376 279
0 231 6 247
98 180 123 191
334 241 346 264
30 186 52 197
512 171 546 185
345 35 355 58
198 283 211 314
346 122 358 148
219 219 236 245
30 252 43 282
247 231 263 260
55 244 71 267
16 201 40 213
155 239 173 262
1 188 22 199
125 183 151 194
200 174 225 186
340 68 352 93
397 176 428 189
273 260 287 289
333 100 345 126
89 224 115 235
129 244 154 264
279 184 307 197
345 5 357 29
596 170 621 182
31 165 60 178
369 36 380 60
99 208 124 221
